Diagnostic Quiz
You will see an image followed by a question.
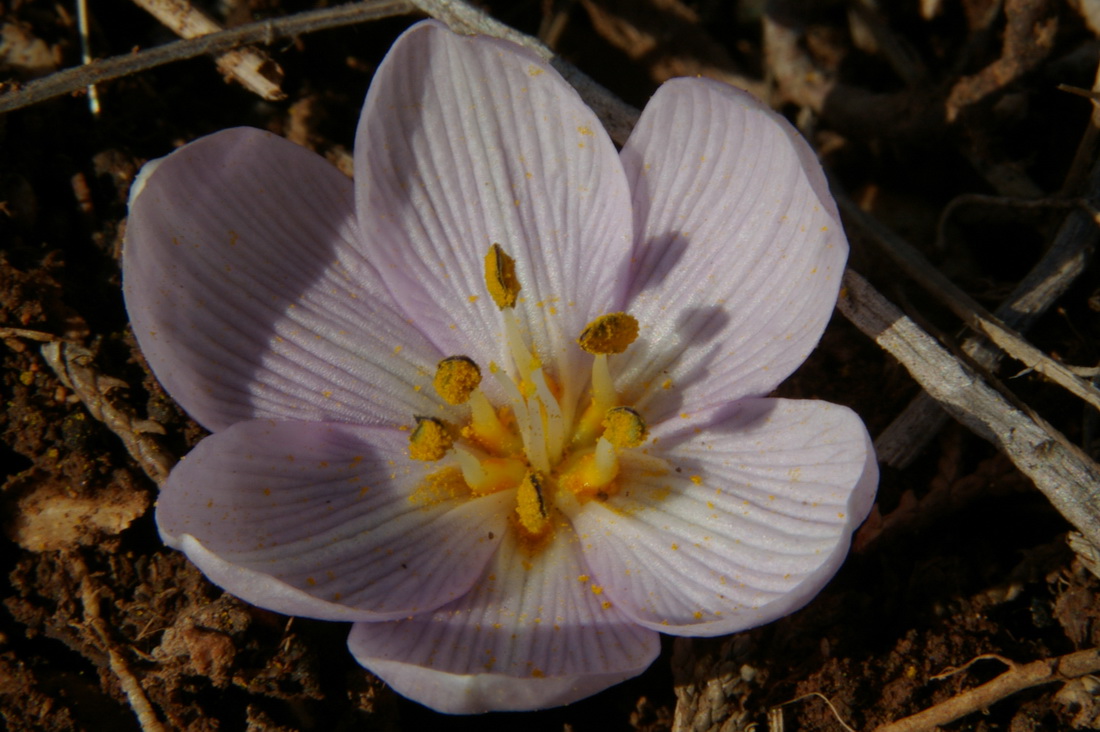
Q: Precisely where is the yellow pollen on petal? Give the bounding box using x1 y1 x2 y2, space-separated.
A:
485 243 521 310
408 416 453 461
434 355 482 405
409 466 470 507
577 312 639 355
602 406 648 448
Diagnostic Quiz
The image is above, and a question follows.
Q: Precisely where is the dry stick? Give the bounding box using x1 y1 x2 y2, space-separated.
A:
838 269 1100 547
576 0 769 102
932 193 1080 251
873 648 1100 732
41 341 174 486
0 0 416 115
0 329 174 485
876 76 1100 469
763 0 1094 469
873 192 1100 466
769 692 858 732
130 0 286 101
835 189 1100 413
72 553 168 732
76 0 101 113
848 0 927 85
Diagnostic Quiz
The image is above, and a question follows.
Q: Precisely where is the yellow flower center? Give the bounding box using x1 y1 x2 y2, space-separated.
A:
409 244 649 549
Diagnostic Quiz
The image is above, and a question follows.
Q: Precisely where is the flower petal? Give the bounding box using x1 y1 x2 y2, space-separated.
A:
156 420 508 622
123 127 443 432
347 523 659 713
354 20 633 402
568 398 876 636
618 79 847 422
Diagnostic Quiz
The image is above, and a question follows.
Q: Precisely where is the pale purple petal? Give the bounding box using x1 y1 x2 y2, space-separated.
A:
618 79 847 423
354 19 634 405
123 127 444 433
347 523 660 713
157 420 509 622
568 398 876 636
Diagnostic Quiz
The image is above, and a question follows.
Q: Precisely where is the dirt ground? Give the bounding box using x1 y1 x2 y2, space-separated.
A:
2 0 1100 730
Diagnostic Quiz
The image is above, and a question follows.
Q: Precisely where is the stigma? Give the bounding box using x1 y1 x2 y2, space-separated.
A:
407 244 651 547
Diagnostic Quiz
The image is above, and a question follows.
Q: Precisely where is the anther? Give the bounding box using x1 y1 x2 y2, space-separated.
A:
578 312 639 355
602 406 648 448
408 416 453 461
485 243 521 310
515 471 551 536
434 356 482 405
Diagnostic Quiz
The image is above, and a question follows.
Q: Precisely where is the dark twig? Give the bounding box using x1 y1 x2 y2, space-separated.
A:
874 127 1100 467
130 0 287 100
71 553 167 732
838 269 1100 547
40 341 174 486
874 648 1100 732
0 0 416 115
835 188 1100 414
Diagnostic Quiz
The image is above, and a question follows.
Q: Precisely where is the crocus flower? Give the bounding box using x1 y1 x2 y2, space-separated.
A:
123 19 877 714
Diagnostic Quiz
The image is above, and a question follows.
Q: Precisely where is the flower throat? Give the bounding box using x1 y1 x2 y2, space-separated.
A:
408 244 648 547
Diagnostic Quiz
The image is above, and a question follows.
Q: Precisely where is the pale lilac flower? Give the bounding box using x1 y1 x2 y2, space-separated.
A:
123 19 877 714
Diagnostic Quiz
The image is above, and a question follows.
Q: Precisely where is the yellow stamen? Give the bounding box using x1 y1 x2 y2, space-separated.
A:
485 243 521 310
577 312 639 355
503 310 540 381
467 391 522 454
561 438 619 500
434 356 482 405
592 437 619 486
529 368 565 465
454 445 526 495
409 417 453 461
591 354 616 413
571 398 604 446
515 471 551 536
603 406 648 448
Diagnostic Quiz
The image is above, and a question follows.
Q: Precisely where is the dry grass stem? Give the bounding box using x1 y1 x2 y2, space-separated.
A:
0 0 416 115
874 648 1100 732
768 692 858 732
838 269 1100 547
130 0 286 100
72 553 167 732
874 60 1100 467
836 189 1100 414
40 341 174 486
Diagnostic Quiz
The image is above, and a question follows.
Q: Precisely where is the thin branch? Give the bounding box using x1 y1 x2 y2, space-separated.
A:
933 193 1080 252
836 188 1100 414
72 553 167 732
874 648 1100 732
41 341 174 486
876 60 1100 467
0 0 416 115
838 269 1100 547
769 692 858 732
130 0 286 100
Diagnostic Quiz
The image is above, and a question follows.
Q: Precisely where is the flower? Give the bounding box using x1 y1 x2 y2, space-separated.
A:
122 19 878 714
